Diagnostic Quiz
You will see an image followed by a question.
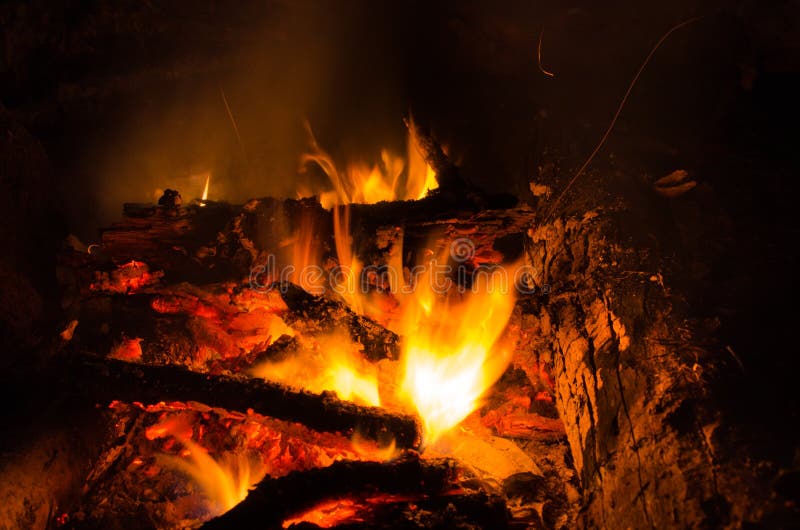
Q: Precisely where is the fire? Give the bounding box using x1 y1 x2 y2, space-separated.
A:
326 199 517 443
288 123 515 446
282 494 417 528
148 415 266 516
160 437 261 514
301 119 438 208
283 208 326 294
330 207 516 444
250 333 381 407
394 255 517 445
200 174 210 206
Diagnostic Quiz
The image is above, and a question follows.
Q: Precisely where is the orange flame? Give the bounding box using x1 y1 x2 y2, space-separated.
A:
395 255 517 445
301 120 438 208
290 124 516 446
250 333 381 407
199 173 210 206
331 212 518 444
149 415 267 516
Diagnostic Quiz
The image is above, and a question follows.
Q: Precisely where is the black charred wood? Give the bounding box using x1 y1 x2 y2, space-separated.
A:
64 354 422 449
200 456 458 530
274 281 401 361
287 492 510 530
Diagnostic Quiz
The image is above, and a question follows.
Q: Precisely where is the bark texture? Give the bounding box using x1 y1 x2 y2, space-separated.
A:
517 170 782 528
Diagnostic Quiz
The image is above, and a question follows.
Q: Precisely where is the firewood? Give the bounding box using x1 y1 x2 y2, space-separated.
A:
63 354 422 449
275 281 401 361
200 456 458 530
285 492 510 530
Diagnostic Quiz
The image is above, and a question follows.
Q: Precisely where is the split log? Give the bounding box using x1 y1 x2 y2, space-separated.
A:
63 355 422 449
200 457 458 530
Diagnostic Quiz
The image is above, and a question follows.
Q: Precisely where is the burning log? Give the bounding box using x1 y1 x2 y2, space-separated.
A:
65 355 422 449
285 492 511 530
276 281 400 361
100 201 239 280
200 456 458 530
96 192 529 281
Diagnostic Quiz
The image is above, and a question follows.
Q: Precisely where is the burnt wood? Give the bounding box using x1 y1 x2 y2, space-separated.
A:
285 492 510 530
64 355 422 449
275 281 401 361
200 457 458 530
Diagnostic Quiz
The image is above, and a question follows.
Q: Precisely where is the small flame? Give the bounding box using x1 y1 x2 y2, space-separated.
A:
200 174 210 206
251 333 381 407
351 431 399 462
301 120 438 208
286 208 326 293
151 415 266 516
160 438 261 514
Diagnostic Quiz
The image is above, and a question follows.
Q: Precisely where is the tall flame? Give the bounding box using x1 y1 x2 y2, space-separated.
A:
332 206 516 444
395 253 517 444
294 124 515 445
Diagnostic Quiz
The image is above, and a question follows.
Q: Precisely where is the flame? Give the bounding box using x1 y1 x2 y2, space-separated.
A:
202 174 210 201
250 333 381 407
290 122 516 446
150 415 266 516
328 209 516 444
333 206 516 444
351 431 399 462
395 255 517 445
327 203 517 444
301 120 438 208
199 173 210 206
284 208 326 293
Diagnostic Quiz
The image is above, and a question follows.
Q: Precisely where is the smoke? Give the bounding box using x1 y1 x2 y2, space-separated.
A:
82 2 413 239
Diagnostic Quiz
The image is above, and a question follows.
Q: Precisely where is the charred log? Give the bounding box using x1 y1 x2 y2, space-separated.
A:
63 355 422 449
285 492 510 530
201 457 458 530
275 282 400 361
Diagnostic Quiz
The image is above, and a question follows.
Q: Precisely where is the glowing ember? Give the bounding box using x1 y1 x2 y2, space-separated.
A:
282 498 360 528
282 494 417 529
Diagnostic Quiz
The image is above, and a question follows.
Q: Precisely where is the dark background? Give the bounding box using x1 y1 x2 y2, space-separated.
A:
1 0 798 468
